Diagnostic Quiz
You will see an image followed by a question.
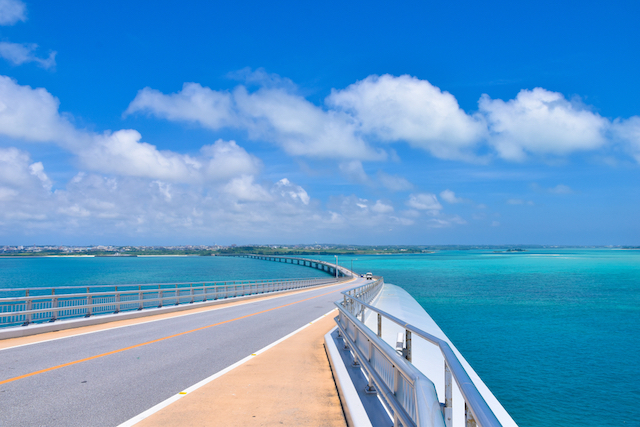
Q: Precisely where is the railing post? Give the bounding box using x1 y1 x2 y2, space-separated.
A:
51 288 58 322
23 289 32 326
190 284 195 303
365 340 377 394
377 313 382 337
175 284 180 305
393 365 399 395
85 287 92 317
405 329 412 362
138 285 143 310
158 286 163 308
114 286 120 314
465 402 477 427
444 362 453 427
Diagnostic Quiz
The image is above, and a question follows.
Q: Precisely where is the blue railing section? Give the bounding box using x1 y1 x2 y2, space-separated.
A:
0 276 340 327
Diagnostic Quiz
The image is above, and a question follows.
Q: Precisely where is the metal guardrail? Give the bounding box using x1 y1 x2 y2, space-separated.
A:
0 277 341 328
336 279 503 427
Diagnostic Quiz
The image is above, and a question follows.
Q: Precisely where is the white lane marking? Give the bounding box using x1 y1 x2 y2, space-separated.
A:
0 280 349 352
117 309 337 427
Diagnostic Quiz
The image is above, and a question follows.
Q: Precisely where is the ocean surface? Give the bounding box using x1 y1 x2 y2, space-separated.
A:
1 249 638 426
0 255 326 290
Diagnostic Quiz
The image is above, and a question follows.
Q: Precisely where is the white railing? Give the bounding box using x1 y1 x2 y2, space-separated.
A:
0 276 341 327
336 279 502 427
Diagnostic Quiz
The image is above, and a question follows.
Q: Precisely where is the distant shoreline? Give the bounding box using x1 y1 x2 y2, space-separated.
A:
0 255 97 258
1 246 638 259
0 254 202 258
136 255 197 257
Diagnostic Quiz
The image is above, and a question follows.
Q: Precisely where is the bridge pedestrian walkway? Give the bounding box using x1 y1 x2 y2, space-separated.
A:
133 311 347 427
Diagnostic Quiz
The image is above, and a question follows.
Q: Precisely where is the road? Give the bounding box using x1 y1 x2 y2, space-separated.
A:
0 278 363 427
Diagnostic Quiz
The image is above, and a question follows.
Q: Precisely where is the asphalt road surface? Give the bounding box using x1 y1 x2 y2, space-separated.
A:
0 278 362 427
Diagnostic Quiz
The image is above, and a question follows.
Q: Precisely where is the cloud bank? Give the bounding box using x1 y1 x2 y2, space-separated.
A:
0 75 429 241
2 70 639 242
126 72 639 165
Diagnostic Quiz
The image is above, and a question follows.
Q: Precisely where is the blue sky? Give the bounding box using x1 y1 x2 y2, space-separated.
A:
0 0 638 245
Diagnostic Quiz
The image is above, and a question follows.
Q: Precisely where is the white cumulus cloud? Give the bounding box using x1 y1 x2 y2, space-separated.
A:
0 147 51 192
274 178 310 205
125 83 237 129
127 81 384 161
0 76 80 145
440 189 466 204
124 72 640 165
612 116 640 163
223 175 272 203
327 74 487 160
0 76 260 183
480 88 609 161
200 139 262 181
371 200 394 213
77 131 260 183
233 86 383 160
407 193 442 211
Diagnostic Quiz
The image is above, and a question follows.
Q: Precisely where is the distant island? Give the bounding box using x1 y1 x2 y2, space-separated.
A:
1 244 629 257
1 244 435 257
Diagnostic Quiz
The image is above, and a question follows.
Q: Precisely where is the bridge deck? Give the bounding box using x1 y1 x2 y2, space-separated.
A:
0 277 360 426
134 311 346 427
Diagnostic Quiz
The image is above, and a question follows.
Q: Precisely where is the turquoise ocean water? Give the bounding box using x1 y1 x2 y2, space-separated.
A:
1 249 638 426
317 249 639 427
0 255 326 290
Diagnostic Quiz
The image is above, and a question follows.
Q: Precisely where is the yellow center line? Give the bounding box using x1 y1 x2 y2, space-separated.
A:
0 282 355 386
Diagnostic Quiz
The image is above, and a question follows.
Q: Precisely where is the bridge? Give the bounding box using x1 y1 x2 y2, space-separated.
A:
0 256 349 335
226 254 352 277
0 255 515 427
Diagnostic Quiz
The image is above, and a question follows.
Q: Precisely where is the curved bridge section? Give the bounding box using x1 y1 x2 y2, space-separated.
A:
233 254 353 278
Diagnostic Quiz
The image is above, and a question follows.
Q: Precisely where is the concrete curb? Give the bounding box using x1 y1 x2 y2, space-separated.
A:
325 326 373 427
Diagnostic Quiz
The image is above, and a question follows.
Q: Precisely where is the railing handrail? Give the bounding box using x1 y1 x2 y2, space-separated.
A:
0 284 331 304
0 276 330 294
337 295 435 427
0 278 338 305
339 285 502 427
0 277 336 301
0 276 343 327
